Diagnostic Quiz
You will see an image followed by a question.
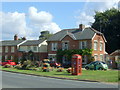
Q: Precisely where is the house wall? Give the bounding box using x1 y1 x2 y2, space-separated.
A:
19 45 39 52
92 34 106 61
47 35 93 64
1 46 18 61
19 45 47 53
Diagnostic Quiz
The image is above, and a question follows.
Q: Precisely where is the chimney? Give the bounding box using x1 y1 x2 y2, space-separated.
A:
14 34 18 40
79 24 85 31
22 37 26 40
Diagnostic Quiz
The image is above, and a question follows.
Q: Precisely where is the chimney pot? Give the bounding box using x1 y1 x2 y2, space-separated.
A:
79 24 85 31
14 34 18 40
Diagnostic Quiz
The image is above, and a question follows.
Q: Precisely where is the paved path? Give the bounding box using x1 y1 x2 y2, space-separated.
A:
1 71 118 88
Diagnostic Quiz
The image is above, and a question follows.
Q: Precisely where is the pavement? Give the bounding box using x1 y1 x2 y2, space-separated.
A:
1 71 118 88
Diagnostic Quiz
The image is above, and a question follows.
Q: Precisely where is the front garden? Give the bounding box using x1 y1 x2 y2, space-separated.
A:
0 59 119 83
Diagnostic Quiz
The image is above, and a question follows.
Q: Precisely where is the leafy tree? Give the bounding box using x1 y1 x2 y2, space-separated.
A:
56 49 93 64
92 8 120 54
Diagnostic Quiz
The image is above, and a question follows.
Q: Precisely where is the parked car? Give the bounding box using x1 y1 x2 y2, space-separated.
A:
85 61 108 70
2 60 16 66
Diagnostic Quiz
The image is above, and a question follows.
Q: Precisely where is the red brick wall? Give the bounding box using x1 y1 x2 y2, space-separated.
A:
48 35 80 54
47 35 92 55
92 34 106 60
2 46 18 61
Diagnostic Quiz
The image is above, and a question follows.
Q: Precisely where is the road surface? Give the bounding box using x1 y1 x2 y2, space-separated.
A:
1 71 118 88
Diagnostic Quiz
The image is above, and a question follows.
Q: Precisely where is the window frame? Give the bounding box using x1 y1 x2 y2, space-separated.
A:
51 43 58 51
94 40 98 50
62 42 69 50
79 41 87 49
100 41 103 51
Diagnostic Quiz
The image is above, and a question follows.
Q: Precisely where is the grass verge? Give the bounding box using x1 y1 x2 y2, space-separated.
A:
0 66 119 83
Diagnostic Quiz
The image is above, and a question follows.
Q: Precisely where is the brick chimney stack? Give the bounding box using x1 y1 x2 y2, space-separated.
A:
22 37 26 40
14 34 18 40
79 24 85 31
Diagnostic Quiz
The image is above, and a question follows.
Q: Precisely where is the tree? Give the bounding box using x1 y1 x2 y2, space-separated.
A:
92 8 120 54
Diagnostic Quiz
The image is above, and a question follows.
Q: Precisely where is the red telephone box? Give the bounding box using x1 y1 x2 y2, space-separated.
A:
71 54 82 75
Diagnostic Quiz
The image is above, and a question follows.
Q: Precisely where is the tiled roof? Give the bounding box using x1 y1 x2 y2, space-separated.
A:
20 40 45 46
0 40 25 46
47 27 102 41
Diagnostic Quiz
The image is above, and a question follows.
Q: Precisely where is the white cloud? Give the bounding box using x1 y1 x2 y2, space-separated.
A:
29 7 53 24
28 6 61 34
1 6 61 40
1 11 33 40
75 12 95 27
75 0 119 27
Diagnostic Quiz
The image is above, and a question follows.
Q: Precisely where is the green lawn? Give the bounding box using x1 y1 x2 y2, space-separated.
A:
1 66 119 83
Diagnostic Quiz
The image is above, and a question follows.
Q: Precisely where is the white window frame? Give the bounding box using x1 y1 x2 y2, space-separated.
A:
33 46 37 51
27 46 31 51
94 54 98 61
11 46 14 53
51 43 58 51
48 54 56 61
80 41 87 49
100 54 104 61
94 40 98 50
100 41 103 51
5 55 8 60
62 42 69 50
11 56 14 60
5 46 8 53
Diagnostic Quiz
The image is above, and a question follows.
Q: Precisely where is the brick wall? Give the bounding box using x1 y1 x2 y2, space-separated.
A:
92 34 106 61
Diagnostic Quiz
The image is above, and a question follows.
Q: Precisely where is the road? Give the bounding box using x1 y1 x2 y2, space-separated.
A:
1 71 118 88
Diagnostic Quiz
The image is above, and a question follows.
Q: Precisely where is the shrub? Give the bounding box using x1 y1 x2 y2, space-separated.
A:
23 60 32 66
15 64 22 69
3 64 13 68
66 68 72 73
32 68 40 71
57 67 64 72
22 60 32 70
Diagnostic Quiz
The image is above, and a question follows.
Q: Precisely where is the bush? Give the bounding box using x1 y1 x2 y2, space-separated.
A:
57 67 64 72
23 60 32 66
22 60 32 70
66 68 72 73
3 64 13 68
32 68 40 71
15 64 22 69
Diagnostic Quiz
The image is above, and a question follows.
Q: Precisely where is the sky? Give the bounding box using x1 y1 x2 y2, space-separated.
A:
0 0 119 40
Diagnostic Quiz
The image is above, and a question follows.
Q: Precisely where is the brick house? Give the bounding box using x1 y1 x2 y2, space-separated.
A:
0 40 26 62
47 24 107 64
109 50 120 69
0 35 48 62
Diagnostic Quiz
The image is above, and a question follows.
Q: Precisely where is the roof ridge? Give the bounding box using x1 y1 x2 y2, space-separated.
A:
89 27 102 34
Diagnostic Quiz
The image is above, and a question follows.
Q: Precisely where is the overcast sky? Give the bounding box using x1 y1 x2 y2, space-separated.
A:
0 0 119 40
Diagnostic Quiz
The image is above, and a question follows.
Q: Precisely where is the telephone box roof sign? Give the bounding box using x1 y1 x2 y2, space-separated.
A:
72 54 82 59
